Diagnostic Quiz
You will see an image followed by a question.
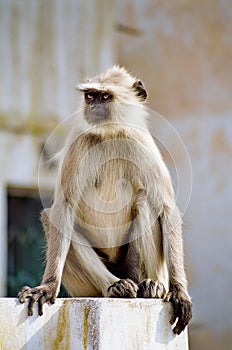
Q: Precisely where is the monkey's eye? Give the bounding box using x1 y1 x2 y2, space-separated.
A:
85 92 95 103
102 93 112 102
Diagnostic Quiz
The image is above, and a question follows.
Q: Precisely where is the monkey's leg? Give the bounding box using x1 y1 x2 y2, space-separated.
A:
68 234 138 298
18 203 73 316
119 188 166 299
161 204 192 334
105 242 138 298
123 226 166 300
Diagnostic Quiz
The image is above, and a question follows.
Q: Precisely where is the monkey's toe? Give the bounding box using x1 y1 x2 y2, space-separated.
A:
137 279 166 298
107 279 138 298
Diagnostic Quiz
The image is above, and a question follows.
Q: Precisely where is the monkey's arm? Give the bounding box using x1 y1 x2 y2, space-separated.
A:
18 202 73 316
161 202 192 334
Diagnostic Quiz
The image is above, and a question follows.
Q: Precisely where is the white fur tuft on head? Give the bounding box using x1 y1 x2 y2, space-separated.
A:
77 65 135 91
77 66 147 105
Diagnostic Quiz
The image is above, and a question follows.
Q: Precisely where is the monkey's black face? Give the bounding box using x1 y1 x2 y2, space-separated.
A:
84 90 113 124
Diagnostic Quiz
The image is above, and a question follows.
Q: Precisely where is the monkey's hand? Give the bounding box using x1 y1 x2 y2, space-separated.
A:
106 279 138 298
165 284 193 335
137 279 166 298
18 282 58 316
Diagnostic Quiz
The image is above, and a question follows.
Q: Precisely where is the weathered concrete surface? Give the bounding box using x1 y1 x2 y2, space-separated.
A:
0 298 188 350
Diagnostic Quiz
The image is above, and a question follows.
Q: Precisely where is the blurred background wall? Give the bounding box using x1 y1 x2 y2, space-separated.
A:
0 1 231 349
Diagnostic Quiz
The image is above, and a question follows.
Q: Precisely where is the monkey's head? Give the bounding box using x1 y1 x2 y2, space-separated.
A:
77 66 148 126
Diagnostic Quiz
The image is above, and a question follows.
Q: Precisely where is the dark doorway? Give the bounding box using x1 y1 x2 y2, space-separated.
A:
7 187 68 297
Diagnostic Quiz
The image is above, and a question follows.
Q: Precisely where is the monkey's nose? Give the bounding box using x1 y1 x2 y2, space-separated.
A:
92 104 109 119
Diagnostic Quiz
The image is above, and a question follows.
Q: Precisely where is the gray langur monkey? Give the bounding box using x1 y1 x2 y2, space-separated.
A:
18 66 192 334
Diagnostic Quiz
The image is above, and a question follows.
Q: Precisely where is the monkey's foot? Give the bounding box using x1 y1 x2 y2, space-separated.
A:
137 279 166 298
165 284 193 335
107 279 138 298
17 284 57 316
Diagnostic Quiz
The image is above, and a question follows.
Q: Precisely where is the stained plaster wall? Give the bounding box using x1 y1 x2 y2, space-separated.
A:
0 298 189 350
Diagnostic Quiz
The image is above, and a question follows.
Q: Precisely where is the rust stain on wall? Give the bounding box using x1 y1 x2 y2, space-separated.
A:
52 300 70 350
83 306 90 350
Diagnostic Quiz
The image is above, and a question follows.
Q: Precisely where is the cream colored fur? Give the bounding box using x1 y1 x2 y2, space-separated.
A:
18 67 191 335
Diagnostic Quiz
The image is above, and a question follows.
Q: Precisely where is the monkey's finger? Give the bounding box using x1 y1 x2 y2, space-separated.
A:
38 295 47 316
156 282 166 299
18 285 31 294
173 302 185 334
173 314 188 335
173 321 186 335
170 299 180 325
50 295 56 304
170 313 177 326
164 291 172 302
107 279 138 298
27 292 44 316
18 286 32 303
28 298 35 316
138 279 165 298
112 283 125 296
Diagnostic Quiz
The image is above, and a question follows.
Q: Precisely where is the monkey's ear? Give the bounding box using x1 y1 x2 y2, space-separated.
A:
132 80 147 101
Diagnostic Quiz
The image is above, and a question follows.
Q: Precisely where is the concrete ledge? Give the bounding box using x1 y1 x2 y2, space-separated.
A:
0 298 188 350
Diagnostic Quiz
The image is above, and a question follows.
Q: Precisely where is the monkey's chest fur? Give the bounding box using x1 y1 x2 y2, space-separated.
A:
76 158 144 255
61 128 162 264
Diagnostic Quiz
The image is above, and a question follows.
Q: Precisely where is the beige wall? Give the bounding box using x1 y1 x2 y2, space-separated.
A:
0 0 115 132
115 1 232 349
116 0 232 118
